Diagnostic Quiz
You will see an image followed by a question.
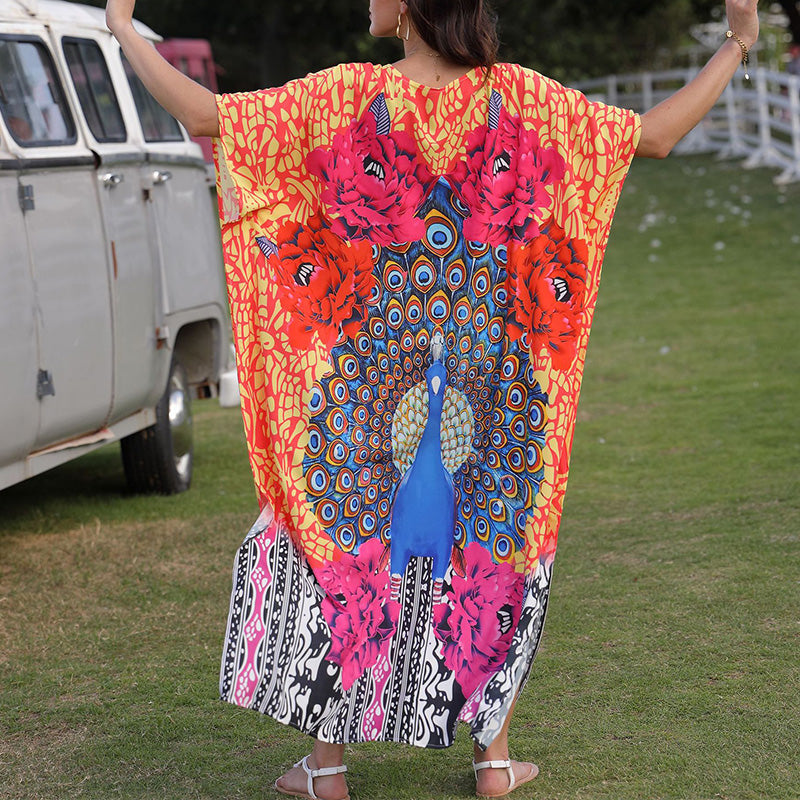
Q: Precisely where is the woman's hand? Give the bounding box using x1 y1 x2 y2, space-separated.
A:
105 0 136 35
725 0 759 49
637 0 760 158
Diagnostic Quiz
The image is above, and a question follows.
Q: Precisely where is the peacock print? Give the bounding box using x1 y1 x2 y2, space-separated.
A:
298 173 551 594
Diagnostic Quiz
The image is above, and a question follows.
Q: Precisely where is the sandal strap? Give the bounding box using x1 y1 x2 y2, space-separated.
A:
472 759 515 791
310 764 348 778
296 755 348 799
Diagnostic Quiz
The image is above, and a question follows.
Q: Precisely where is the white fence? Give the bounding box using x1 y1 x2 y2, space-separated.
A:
574 68 800 184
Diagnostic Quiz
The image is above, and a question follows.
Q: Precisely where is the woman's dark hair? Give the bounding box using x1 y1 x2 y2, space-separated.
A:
406 0 499 69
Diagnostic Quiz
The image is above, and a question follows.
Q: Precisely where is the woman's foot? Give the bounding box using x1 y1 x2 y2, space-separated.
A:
274 753 349 800
473 758 539 798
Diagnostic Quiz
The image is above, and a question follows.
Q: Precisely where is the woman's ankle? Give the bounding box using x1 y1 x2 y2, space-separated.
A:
311 740 346 768
474 738 509 764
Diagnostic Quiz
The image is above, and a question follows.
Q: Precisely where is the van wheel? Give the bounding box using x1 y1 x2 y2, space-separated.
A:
120 358 194 494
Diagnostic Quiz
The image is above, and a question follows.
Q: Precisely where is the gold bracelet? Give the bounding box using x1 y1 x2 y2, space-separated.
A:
726 30 750 80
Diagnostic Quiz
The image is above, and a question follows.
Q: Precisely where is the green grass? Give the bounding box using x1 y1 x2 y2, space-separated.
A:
1 154 798 800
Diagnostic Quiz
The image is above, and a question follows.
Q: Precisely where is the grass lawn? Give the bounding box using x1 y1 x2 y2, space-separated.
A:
1 153 798 800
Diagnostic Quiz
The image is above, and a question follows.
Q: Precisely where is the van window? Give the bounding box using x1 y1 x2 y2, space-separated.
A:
63 38 126 143
0 36 76 146
121 54 183 143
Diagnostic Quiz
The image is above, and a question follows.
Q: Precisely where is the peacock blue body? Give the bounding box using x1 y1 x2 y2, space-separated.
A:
389 350 455 580
302 176 549 568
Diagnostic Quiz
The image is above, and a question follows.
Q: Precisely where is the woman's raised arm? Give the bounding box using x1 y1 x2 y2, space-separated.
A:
106 0 219 138
636 0 759 159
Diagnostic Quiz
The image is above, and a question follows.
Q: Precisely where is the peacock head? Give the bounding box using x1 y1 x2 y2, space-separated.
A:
430 330 445 363
428 331 447 399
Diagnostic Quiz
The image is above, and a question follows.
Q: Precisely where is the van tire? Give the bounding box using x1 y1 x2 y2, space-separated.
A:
120 358 194 494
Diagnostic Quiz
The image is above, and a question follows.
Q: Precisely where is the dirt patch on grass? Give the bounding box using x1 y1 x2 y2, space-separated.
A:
0 722 87 756
0 723 88 799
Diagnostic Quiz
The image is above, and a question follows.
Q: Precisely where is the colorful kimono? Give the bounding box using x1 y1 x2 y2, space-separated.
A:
214 63 640 748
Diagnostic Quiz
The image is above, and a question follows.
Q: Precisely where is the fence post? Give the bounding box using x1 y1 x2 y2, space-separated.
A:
776 74 800 184
642 72 653 110
716 78 749 158
743 69 781 169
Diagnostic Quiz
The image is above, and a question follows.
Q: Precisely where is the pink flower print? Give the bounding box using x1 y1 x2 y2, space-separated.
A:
433 543 524 698
308 108 435 246
450 105 565 247
318 539 400 691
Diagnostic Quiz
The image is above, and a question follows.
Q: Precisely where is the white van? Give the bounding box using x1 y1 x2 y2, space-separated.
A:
0 0 229 494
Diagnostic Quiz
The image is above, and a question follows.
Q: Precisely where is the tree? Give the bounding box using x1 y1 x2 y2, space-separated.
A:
78 0 395 91
492 0 721 82
776 0 800 43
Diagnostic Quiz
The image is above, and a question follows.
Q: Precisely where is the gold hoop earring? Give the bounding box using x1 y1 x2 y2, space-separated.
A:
395 12 410 41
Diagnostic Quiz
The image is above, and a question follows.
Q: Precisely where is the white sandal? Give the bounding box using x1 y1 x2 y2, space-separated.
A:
473 758 539 798
274 755 350 800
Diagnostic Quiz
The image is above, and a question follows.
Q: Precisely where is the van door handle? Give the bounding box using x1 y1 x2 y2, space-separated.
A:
152 170 172 185
100 172 124 188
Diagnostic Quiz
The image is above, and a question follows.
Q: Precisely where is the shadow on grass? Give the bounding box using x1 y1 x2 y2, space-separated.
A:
0 445 130 537
0 402 257 540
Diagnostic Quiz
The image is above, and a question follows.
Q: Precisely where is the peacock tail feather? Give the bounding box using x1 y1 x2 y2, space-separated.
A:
392 383 474 476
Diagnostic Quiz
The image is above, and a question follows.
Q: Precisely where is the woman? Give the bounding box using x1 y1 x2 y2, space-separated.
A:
106 1 759 798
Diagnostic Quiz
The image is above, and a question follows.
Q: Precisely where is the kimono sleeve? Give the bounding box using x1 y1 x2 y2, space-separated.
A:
561 88 641 244
213 74 320 225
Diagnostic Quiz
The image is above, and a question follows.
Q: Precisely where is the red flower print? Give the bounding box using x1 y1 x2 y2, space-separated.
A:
505 223 589 371
433 544 523 698
450 106 565 247
318 539 400 691
308 110 435 246
270 212 377 351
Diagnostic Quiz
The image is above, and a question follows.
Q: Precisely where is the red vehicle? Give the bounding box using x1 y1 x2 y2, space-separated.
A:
155 38 219 161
